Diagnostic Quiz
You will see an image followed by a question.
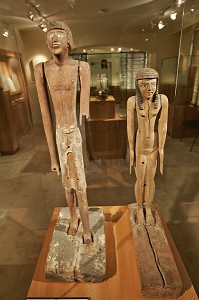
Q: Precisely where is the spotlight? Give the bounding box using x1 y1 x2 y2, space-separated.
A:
190 6 195 13
2 29 8 37
170 12 177 20
83 49 86 53
176 0 185 8
38 19 46 28
27 10 34 21
111 47 114 52
158 20 165 29
118 47 122 52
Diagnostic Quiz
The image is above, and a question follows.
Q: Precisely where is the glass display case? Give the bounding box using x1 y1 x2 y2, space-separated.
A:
0 48 32 154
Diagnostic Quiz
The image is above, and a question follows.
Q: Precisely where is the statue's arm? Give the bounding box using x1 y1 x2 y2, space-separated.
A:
127 96 136 174
34 63 60 175
79 61 91 125
158 94 168 175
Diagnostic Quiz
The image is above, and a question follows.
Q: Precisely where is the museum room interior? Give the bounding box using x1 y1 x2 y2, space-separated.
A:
0 0 199 299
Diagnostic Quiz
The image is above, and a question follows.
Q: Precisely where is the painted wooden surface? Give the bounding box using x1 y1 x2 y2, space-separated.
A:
27 206 197 300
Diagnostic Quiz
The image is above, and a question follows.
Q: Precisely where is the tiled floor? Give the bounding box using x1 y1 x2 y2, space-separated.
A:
0 125 198 299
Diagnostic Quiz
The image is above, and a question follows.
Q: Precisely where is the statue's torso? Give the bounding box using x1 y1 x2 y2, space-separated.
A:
45 59 79 130
136 95 161 155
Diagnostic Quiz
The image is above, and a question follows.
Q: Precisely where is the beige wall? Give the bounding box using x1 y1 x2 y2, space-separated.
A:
0 23 19 52
15 21 198 125
19 29 51 125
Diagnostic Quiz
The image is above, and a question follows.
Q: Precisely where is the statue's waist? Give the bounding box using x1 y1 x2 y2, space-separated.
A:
56 124 77 134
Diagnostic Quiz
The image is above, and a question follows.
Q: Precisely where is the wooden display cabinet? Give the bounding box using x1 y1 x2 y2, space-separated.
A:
86 96 127 160
0 49 32 154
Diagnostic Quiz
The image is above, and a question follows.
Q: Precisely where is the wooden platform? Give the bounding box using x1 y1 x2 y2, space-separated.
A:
128 204 182 298
27 206 197 300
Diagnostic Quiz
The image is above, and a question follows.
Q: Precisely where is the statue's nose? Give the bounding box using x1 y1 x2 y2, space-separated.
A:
52 33 58 42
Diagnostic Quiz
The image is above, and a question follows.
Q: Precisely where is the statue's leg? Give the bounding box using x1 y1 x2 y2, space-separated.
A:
65 188 79 235
144 149 158 226
76 190 92 245
135 154 147 225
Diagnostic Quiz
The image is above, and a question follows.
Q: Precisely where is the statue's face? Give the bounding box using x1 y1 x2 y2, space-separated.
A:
46 29 68 55
137 78 157 100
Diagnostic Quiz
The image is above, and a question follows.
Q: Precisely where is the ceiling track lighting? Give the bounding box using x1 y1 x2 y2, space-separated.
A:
27 8 34 21
158 20 165 30
2 28 9 38
170 11 177 20
176 0 185 8
149 0 184 31
25 0 51 32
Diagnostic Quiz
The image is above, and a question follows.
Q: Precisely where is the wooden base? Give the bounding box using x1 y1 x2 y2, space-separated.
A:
128 204 183 298
27 206 197 300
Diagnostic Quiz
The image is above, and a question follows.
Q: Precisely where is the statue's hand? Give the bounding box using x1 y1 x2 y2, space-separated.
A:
51 162 61 176
130 149 134 174
159 149 164 175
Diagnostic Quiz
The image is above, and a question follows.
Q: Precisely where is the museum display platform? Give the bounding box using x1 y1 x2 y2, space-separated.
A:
86 98 127 160
27 206 197 300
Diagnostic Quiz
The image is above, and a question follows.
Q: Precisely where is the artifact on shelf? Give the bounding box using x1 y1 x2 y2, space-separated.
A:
96 73 109 99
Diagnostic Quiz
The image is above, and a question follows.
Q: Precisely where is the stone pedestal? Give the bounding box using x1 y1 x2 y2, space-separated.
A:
45 207 106 282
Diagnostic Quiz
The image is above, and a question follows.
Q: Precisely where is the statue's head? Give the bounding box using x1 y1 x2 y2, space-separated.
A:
46 21 73 55
135 68 159 110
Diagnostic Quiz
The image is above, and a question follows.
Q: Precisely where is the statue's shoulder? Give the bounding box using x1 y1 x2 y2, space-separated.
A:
79 60 90 70
127 96 136 109
34 62 43 72
160 94 168 106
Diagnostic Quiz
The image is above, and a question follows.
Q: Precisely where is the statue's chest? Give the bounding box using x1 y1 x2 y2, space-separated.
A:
46 66 78 91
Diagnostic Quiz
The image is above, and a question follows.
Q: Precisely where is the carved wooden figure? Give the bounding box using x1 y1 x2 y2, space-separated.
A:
34 22 92 244
127 68 168 226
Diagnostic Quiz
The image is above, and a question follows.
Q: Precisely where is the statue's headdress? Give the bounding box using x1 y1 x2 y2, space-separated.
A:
135 68 159 110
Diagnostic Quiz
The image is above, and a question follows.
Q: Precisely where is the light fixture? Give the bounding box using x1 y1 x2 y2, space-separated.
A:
176 0 185 8
111 47 114 52
83 49 86 53
170 11 177 20
2 29 9 37
68 0 76 9
25 1 51 32
118 47 122 52
27 8 34 21
190 6 195 13
158 20 165 29
91 49 94 52
38 18 48 31
150 21 154 29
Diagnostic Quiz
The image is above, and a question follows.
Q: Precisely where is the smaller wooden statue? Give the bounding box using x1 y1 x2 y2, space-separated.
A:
127 68 168 226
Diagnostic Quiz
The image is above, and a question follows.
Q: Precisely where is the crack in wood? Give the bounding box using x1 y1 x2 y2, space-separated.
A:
145 226 166 288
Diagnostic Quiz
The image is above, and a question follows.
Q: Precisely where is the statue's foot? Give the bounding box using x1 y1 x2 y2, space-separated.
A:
68 218 79 236
145 209 155 226
137 207 145 226
83 231 93 245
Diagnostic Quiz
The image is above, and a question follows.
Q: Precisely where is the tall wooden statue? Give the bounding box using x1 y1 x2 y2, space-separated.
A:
34 21 92 244
127 68 168 226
